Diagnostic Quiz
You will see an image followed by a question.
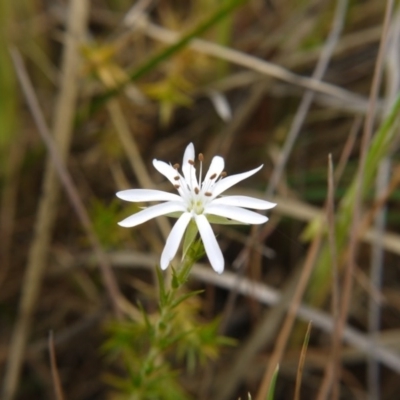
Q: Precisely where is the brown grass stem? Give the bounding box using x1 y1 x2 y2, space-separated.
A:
255 232 322 400
10 49 124 310
367 158 390 400
48 331 65 400
334 0 394 397
316 155 340 400
266 0 348 198
68 251 400 373
0 138 25 287
106 99 172 287
294 321 312 400
2 2 89 399
136 16 372 114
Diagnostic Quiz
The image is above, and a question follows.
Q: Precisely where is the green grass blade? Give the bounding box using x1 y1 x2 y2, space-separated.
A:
306 93 400 305
266 364 279 400
93 0 247 109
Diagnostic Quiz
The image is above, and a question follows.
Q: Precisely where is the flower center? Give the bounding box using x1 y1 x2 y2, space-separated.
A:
189 197 205 215
173 150 226 216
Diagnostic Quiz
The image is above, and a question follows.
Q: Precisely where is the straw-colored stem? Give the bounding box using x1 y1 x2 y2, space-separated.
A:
2 2 89 398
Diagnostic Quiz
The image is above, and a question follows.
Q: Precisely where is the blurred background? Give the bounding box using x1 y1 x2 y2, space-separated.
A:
1 0 400 399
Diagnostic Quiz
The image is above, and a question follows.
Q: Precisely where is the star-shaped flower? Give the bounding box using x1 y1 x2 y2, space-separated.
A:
117 143 275 273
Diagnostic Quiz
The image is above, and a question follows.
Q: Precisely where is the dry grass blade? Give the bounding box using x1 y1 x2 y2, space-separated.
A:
316 155 340 400
333 116 362 183
368 8 400 396
74 251 400 374
367 159 390 400
5 1 400 398
136 16 373 114
215 2 349 397
266 0 348 198
107 100 171 241
106 99 172 287
10 48 123 310
48 331 65 400
2 2 89 398
334 0 394 378
0 139 25 287
294 321 312 400
97 0 246 106
255 232 322 400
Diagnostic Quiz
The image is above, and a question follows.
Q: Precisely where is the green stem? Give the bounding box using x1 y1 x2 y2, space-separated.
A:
134 253 197 393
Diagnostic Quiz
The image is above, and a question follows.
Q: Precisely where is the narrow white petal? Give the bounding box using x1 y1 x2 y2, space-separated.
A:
203 156 224 184
205 204 268 224
182 165 198 190
212 195 276 210
153 160 182 186
116 189 183 203
182 143 198 189
195 214 224 274
183 143 195 165
118 201 185 227
212 165 263 197
160 212 192 270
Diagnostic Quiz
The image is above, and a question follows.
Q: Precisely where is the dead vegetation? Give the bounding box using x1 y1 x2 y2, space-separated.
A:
1 0 400 399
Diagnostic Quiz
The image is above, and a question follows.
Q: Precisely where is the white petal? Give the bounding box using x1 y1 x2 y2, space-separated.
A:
203 156 224 184
118 201 185 227
183 143 195 165
205 204 268 224
116 189 183 203
211 195 276 210
182 143 198 189
160 212 192 270
195 214 224 274
212 165 263 197
153 160 182 186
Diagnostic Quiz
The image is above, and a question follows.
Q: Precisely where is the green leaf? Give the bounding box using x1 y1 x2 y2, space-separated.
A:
137 301 153 336
266 365 279 400
206 215 247 225
156 264 167 307
170 290 205 310
171 266 180 289
182 220 198 259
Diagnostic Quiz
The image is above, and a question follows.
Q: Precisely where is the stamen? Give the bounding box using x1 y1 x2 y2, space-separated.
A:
188 159 195 166
174 176 180 180
173 163 180 169
209 173 217 180
174 184 180 189
220 171 227 178
198 153 203 187
194 187 200 194
205 192 212 196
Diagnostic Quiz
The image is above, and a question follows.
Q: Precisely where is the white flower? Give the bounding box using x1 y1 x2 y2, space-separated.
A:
117 143 276 274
